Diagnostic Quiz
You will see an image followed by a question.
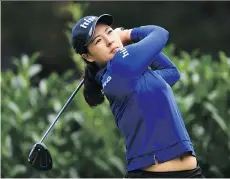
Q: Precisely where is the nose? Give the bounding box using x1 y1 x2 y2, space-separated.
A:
105 35 114 47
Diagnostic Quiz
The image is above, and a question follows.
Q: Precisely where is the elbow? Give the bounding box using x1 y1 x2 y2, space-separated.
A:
154 25 169 41
150 25 169 41
161 28 169 43
175 69 181 82
172 68 181 85
175 68 181 79
153 26 169 47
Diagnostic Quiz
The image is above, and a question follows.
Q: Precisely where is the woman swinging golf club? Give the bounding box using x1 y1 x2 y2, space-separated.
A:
71 14 205 178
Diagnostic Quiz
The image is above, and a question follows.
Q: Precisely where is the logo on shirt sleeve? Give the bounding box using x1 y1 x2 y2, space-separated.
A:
119 48 129 58
102 76 112 88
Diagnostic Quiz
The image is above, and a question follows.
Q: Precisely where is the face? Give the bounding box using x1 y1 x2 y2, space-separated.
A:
82 23 123 66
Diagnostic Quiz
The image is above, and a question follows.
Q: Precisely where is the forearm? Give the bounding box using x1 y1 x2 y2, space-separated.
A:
150 52 177 70
124 27 176 71
119 26 179 86
120 25 168 46
112 25 169 79
131 25 168 43
125 27 174 70
150 53 181 86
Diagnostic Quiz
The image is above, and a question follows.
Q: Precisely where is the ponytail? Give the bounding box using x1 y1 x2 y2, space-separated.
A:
83 62 105 107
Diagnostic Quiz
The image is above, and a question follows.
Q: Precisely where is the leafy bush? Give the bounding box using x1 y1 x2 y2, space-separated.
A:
1 46 230 177
1 3 125 178
1 52 126 178
164 45 230 177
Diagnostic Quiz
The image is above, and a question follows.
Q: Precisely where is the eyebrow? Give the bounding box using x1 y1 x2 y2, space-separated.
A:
92 26 111 43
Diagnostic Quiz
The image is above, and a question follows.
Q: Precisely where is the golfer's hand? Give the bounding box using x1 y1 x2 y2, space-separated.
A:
114 27 132 46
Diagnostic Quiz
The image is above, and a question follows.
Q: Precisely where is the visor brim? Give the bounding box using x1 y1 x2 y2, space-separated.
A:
85 14 113 46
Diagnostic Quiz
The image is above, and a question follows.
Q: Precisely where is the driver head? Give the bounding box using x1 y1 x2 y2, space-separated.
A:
28 143 52 171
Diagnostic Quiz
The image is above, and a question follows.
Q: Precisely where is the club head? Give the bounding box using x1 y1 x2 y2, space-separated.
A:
28 143 52 171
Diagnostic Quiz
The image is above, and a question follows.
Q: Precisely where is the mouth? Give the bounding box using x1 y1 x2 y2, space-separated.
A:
111 47 119 53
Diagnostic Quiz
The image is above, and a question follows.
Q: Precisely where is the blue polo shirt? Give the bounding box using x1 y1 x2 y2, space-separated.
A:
95 25 195 171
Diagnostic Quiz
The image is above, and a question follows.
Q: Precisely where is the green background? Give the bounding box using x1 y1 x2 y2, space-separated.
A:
1 2 230 178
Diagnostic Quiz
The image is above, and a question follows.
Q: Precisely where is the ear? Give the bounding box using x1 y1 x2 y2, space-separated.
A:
81 53 94 63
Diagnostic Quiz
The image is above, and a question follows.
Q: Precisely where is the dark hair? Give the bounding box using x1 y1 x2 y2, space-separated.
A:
71 21 108 107
83 61 105 107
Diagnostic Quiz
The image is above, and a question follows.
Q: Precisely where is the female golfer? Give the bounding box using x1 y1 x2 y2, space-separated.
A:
71 14 205 178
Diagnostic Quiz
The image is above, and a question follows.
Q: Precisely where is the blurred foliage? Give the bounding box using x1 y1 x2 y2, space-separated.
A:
2 2 230 77
1 47 230 178
163 46 230 177
1 2 74 76
84 1 230 57
1 2 230 178
1 52 125 178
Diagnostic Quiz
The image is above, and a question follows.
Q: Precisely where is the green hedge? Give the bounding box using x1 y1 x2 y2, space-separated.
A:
164 46 230 177
1 46 230 177
1 52 125 178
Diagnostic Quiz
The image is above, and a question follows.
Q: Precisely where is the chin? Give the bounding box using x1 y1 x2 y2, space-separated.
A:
107 55 115 61
106 58 113 62
108 54 115 61
101 58 111 64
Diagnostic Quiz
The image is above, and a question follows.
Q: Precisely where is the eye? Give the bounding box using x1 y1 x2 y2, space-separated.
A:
108 29 113 34
95 39 101 45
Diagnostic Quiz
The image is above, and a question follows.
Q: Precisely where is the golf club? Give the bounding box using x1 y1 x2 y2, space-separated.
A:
28 79 84 171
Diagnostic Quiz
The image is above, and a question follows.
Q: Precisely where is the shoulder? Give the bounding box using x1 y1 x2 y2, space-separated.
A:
109 46 136 77
112 47 131 62
102 60 137 98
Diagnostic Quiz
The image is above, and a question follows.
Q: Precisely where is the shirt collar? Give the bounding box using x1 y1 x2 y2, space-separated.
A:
95 66 107 84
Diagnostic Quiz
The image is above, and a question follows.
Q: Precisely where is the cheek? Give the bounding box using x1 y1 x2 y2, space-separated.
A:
92 46 111 60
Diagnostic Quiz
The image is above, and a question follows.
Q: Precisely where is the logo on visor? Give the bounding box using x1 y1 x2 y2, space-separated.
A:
80 17 96 29
89 27 93 36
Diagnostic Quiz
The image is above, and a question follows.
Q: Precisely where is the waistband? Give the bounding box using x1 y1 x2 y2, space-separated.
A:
126 140 195 171
125 166 205 178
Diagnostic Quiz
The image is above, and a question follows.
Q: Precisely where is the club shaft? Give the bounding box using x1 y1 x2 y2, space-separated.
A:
39 79 84 143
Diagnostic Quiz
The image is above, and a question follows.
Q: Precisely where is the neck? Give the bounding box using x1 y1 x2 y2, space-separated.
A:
95 61 107 69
